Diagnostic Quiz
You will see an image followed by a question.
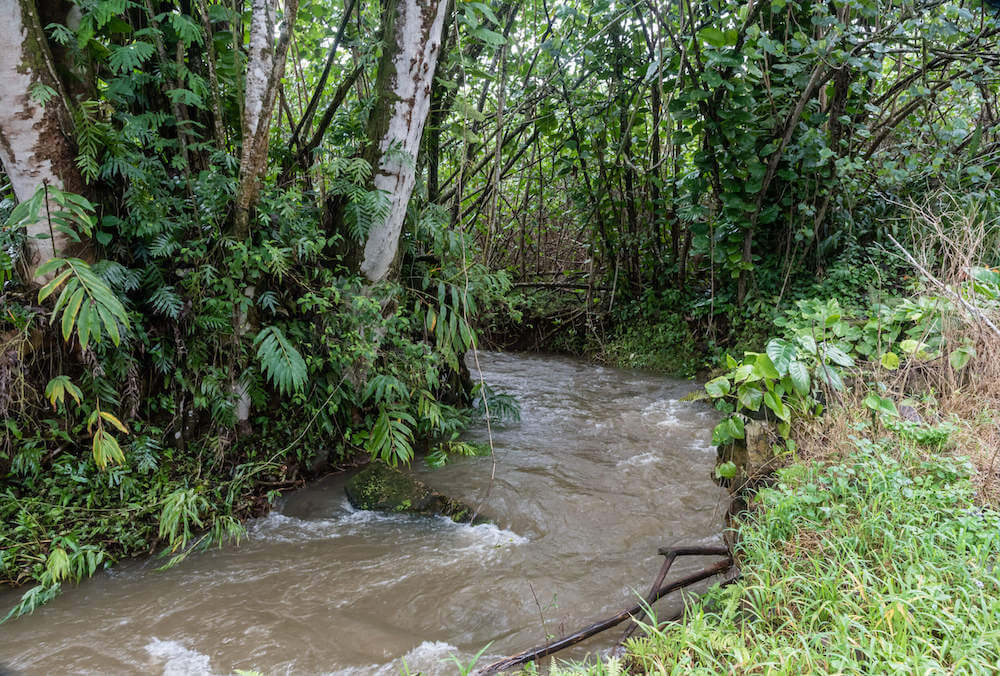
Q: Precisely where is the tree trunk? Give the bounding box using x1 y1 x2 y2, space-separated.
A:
231 0 298 434
358 0 450 283
233 0 298 237
0 0 86 281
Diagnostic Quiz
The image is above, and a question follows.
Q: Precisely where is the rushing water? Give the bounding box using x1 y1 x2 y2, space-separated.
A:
0 352 728 675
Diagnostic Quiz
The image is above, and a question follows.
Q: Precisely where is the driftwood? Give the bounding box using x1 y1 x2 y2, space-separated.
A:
618 545 731 645
477 554 733 674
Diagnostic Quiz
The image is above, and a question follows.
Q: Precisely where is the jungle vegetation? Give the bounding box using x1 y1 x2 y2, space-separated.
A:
1 0 1000 657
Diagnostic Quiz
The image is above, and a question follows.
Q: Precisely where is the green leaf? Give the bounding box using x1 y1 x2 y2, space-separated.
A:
763 391 791 422
863 393 899 417
62 287 85 342
712 420 733 445
37 267 72 299
737 383 763 412
698 27 727 47
92 427 126 470
254 326 308 396
816 364 845 391
753 353 780 380
471 27 505 45
796 334 818 356
765 338 796 376
787 360 810 397
823 345 855 368
715 461 738 480
968 266 1000 286
726 415 745 440
705 376 731 398
949 346 976 371
880 352 900 370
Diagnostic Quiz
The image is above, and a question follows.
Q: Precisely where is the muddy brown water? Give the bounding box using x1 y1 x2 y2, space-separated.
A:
0 352 728 675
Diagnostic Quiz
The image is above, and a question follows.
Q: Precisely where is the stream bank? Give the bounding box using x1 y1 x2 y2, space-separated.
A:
0 351 730 674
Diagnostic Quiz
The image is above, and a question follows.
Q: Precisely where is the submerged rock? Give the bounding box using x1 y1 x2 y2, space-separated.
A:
345 462 486 524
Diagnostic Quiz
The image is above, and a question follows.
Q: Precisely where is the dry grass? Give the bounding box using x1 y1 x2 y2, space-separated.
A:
792 199 1000 503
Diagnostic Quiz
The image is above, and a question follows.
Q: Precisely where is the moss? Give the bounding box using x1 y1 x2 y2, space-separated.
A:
344 462 487 524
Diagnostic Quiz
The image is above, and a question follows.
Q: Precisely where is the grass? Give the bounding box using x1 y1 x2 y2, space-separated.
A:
542 436 1000 674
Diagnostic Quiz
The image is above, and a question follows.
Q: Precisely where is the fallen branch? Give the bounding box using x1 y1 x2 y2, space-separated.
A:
511 282 609 291
477 557 732 674
619 546 731 645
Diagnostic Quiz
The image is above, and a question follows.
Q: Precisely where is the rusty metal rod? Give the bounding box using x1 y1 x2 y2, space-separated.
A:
477 558 732 674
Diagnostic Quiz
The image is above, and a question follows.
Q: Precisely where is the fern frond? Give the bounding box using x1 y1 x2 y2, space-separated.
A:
253 326 307 396
149 285 183 318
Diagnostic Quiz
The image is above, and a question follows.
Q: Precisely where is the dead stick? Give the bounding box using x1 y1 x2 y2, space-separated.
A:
619 546 731 645
477 559 732 674
886 233 1000 339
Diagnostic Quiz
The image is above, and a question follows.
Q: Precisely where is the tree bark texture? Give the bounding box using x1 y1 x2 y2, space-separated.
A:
359 0 450 283
0 0 86 280
233 0 298 237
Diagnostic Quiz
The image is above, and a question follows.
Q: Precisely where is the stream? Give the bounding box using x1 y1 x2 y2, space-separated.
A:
0 352 728 675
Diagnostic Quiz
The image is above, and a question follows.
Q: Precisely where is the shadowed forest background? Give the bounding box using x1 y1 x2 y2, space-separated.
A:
2 0 1000 659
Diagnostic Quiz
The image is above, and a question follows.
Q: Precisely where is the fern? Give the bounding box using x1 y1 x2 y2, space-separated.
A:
257 290 279 314
149 233 180 258
254 326 307 396
108 41 157 74
167 12 202 46
149 285 183 318
473 383 521 423
131 436 161 474
363 374 410 404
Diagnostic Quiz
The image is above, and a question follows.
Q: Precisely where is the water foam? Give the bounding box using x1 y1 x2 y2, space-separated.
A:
451 519 528 547
642 398 682 427
619 451 659 467
248 511 344 543
389 640 463 675
145 638 214 676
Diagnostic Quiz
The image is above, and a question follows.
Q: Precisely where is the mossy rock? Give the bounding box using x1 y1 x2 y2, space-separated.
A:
345 462 487 524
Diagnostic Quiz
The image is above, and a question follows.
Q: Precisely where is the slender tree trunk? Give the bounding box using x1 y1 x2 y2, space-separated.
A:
231 0 298 434
0 0 86 280
358 0 450 283
233 0 299 237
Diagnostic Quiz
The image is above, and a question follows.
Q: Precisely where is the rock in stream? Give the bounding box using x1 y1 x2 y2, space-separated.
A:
345 462 486 524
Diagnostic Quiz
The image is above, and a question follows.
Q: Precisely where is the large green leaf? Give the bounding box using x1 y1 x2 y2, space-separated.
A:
863 393 899 418
787 360 811 397
705 376 731 398
753 353 781 380
737 383 763 412
698 27 727 47
763 391 791 422
766 338 796 376
254 326 308 396
823 345 855 368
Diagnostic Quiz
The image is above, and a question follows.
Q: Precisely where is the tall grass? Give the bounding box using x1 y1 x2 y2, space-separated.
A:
546 441 1000 674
